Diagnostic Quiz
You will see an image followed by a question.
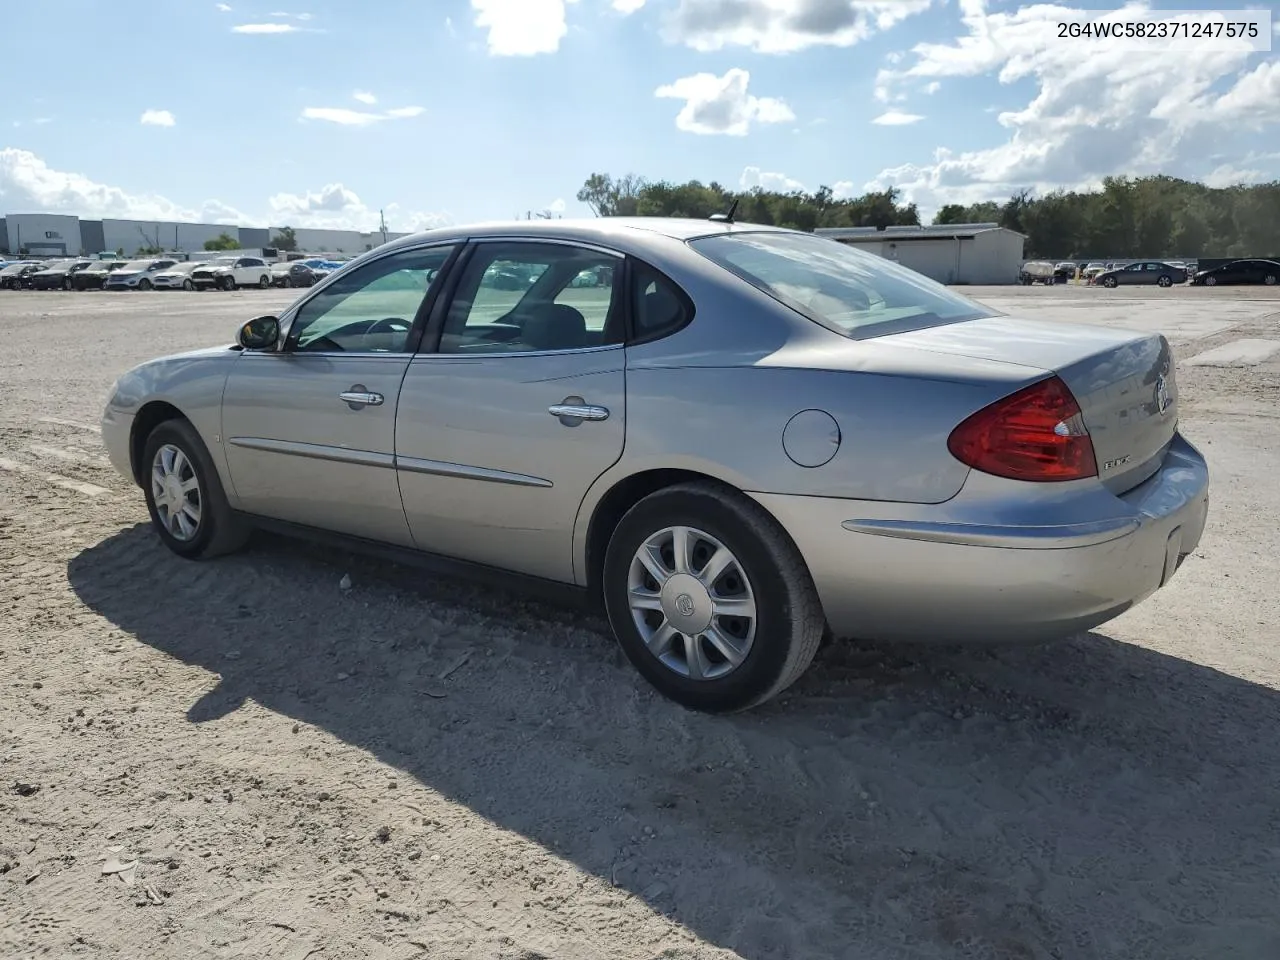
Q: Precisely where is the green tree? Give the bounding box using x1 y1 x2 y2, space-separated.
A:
204 232 240 251
272 226 298 252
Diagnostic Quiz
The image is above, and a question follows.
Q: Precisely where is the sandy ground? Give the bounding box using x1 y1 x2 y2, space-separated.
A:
1 285 1279 960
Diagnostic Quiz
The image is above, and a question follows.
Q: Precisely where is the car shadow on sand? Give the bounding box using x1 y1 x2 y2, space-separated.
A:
68 523 1280 960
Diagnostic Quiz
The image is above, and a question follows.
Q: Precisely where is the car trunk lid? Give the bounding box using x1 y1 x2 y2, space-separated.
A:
877 315 1178 493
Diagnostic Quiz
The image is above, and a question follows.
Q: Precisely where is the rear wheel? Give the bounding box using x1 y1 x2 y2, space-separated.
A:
258 274 270 288
138 278 152 291
1205 275 1217 286
182 278 194 291
1103 276 1118 288
63 276 73 290
602 482 825 713
141 419 250 560
1265 273 1277 286
1157 275 1172 287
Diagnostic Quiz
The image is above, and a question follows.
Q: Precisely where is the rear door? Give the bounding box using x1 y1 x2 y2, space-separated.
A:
394 239 627 583
220 242 459 545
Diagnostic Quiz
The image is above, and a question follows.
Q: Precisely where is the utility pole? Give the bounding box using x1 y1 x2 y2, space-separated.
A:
379 208 388 245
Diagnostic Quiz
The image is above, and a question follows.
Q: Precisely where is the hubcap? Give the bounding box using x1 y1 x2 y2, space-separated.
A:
627 525 757 681
151 443 202 541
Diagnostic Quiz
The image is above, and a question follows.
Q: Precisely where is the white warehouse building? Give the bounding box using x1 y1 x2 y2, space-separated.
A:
815 223 1027 285
0 212 411 258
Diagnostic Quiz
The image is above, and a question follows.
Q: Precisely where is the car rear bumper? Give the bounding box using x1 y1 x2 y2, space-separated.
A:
752 431 1210 643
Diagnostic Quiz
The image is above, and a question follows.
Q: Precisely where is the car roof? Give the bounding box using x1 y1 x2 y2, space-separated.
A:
381 216 796 252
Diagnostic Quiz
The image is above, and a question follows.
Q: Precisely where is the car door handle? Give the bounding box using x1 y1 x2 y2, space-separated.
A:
548 402 609 422
339 390 384 407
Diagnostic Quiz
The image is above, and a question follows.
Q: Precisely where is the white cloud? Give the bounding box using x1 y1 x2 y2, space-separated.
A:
232 22 298 33
924 81 940 94
548 198 567 213
216 2 231 10
867 0 1280 216
613 0 645 12
661 0 934 54
301 105 425 125
740 165 805 192
655 68 795 135
352 90 377 105
0 148 447 233
140 109 176 127
872 109 924 125
470 0 578 56
270 10 312 18
269 183 449 232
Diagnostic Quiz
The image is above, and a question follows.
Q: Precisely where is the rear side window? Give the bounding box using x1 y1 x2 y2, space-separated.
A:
629 259 691 343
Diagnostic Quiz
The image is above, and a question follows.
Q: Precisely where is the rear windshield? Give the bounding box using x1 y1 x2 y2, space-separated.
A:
689 231 994 339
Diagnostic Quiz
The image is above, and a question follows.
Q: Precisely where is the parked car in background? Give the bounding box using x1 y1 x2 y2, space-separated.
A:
28 258 97 290
1018 260 1057 284
0 261 42 290
1053 262 1078 283
1094 260 1188 288
105 258 179 291
100 217 1209 713
271 260 325 288
151 262 202 291
1190 258 1280 286
73 260 128 290
190 256 272 291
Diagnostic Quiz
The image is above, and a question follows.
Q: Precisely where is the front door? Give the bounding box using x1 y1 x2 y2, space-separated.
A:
396 239 627 583
220 242 458 545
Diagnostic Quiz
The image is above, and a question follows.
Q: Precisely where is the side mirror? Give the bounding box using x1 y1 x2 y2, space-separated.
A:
238 315 280 350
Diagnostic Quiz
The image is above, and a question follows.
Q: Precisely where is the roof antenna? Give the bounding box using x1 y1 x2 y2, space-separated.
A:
708 196 740 223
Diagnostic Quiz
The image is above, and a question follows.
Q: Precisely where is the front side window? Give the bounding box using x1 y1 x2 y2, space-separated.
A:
689 231 993 339
438 242 621 354
288 245 456 354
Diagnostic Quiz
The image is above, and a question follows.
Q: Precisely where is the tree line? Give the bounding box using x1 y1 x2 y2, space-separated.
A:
576 172 1280 259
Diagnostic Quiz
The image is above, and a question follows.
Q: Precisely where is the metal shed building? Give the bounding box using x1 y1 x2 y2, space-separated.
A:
814 223 1027 285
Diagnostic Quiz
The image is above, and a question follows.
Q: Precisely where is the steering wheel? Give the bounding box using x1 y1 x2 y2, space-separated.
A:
364 316 411 336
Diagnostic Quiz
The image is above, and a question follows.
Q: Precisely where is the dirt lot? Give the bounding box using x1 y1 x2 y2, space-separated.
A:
2 285 1279 960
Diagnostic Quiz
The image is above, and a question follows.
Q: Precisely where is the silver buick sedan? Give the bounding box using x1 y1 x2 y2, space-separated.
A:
100 217 1210 713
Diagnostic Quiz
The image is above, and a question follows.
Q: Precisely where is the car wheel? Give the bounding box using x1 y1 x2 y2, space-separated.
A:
137 278 151 291
602 481 825 713
1265 273 1277 286
258 274 270 288
63 276 73 290
222 276 236 291
183 278 195 291
1205 276 1217 286
1103 276 1118 288
1157 275 1172 287
142 419 251 560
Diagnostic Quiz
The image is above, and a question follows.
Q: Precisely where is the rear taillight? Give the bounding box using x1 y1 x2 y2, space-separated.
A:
947 376 1097 482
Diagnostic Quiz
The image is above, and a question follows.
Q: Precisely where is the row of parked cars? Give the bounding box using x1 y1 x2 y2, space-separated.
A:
0 255 348 292
1020 257 1280 288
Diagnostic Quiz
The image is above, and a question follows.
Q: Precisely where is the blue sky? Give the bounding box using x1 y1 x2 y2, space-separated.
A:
1 0 1277 231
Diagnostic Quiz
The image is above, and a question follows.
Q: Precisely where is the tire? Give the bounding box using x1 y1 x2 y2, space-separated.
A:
258 274 270 288
1103 276 1118 288
222 276 236 292
141 418 251 560
1265 274 1277 286
63 276 72 290
1205 276 1217 286
183 278 194 291
138 278 152 291
602 481 825 713
1157 275 1172 287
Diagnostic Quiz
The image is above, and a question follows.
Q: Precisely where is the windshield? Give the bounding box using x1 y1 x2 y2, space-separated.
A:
120 260 154 271
208 257 236 266
689 232 994 339
164 262 198 274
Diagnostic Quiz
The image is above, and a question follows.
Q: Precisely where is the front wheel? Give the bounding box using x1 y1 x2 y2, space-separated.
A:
142 419 251 560
1205 275 1217 286
258 274 270 288
138 278 152 291
221 276 236 291
63 276 73 290
602 482 825 713
182 278 195 291
1103 276 1118 288
1265 273 1277 286
1157 275 1172 287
